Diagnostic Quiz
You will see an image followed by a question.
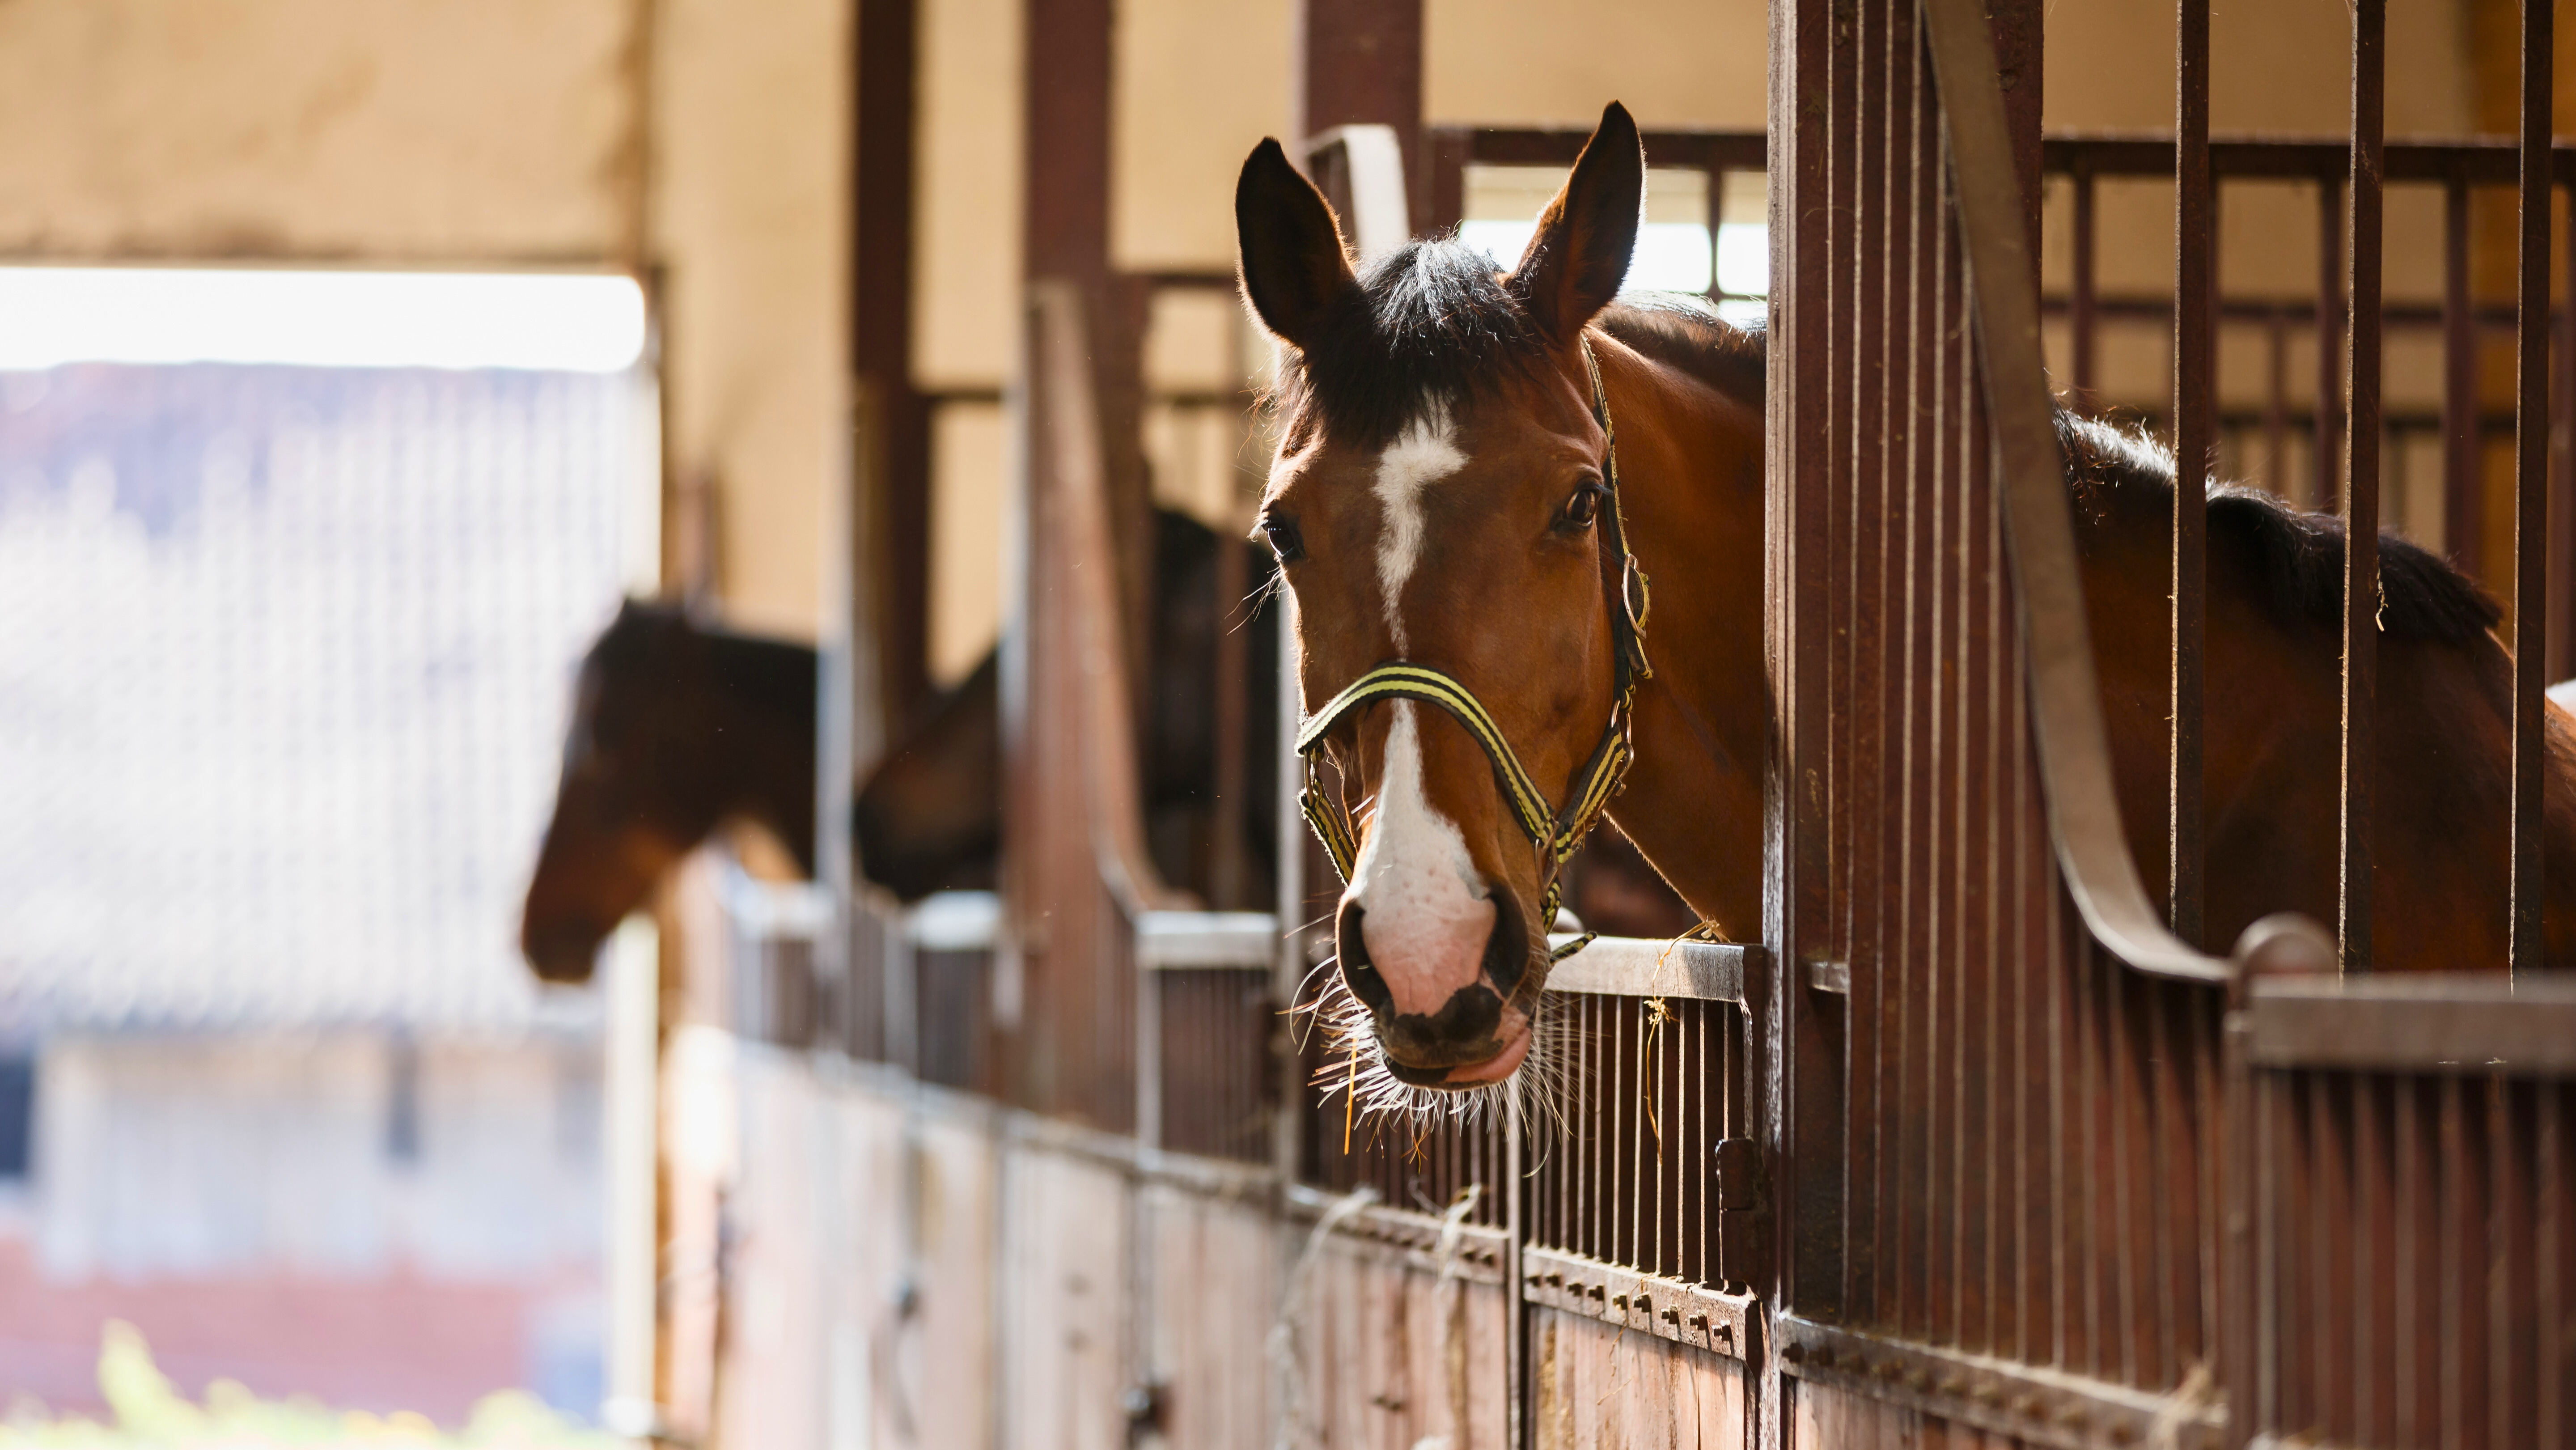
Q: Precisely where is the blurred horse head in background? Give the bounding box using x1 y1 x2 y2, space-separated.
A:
520 600 818 981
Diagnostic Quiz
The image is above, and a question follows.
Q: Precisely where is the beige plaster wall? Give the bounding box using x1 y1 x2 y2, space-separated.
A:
1112 0 1292 272
649 0 852 640
0 0 640 261
916 0 1023 390
1427 0 1767 132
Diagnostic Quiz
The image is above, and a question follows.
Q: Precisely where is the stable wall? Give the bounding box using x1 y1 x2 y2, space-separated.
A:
650 0 852 640
0 0 641 261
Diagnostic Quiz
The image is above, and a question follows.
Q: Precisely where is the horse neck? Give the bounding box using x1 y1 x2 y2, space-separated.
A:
1589 335 1771 937
703 633 821 873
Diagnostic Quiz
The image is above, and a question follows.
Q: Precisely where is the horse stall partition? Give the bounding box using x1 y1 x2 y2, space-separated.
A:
2229 978 2576 1449
1765 2 2576 1448
1766 3 2244 1442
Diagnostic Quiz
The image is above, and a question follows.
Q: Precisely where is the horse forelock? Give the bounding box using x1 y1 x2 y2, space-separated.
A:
1269 237 1549 453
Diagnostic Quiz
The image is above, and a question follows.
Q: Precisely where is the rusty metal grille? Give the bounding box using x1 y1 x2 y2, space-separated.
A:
2248 1067 2575 1448
1524 990 1745 1288
1299 1054 1510 1228
1771 0 2233 1395
1152 967 1275 1163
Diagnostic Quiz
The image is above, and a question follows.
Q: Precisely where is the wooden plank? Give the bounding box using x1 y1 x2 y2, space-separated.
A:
1141 1183 1271 1449
916 1111 1003 1450
1280 1206 1510 1450
1530 1306 1747 1450
717 1052 829 1450
1000 1140 1131 1450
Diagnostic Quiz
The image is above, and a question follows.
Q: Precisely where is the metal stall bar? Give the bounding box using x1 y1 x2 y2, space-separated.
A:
2511 0 2552 979
2172 0 2211 945
2340 0 2385 975
2447 172 2480 577
2319 179 2347 516
2557 183 2576 685
2071 160 2098 399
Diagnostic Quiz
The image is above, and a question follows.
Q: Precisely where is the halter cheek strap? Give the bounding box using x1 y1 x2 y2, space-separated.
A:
1294 335 1652 965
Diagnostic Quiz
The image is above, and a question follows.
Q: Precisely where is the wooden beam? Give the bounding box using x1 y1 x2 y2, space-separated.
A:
853 0 931 730
1295 0 1425 228
1024 0 1151 718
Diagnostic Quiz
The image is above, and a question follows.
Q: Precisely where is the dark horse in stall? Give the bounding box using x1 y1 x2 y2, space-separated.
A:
1233 102 2576 1093
520 509 1286 981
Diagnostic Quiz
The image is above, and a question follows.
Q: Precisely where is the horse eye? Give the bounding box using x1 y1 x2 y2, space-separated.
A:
1561 483 1606 530
1259 516 1305 563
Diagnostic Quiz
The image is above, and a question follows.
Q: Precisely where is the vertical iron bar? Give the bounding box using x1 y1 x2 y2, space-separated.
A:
2512 0 2552 977
2171 0 2211 947
2072 164 2099 401
2447 175 2482 577
2555 183 2576 686
2267 310 2292 501
2339 0 2384 975
2558 186 2576 686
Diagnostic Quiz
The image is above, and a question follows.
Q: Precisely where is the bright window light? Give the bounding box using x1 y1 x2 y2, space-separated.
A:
1458 221 1768 305
0 268 647 373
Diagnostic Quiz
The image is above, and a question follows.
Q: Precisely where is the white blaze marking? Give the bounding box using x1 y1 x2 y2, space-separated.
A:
1370 410 1466 652
1346 702 1493 1005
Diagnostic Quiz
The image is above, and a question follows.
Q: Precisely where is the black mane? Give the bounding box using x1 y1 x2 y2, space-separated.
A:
1267 255 2487 649
1269 238 1775 449
1271 238 1550 449
2057 413 2500 645
587 600 818 716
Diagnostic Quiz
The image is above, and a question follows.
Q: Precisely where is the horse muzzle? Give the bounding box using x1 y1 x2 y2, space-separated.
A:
1336 883 1537 1088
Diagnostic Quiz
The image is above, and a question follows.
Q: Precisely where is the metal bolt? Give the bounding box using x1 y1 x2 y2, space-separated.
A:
1688 1314 1709 1331
1612 1294 1629 1310
1661 1309 1679 1324
1781 1342 1805 1365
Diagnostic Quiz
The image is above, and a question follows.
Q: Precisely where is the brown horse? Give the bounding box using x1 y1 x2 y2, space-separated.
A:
520 510 1298 981
1234 101 2576 1097
521 601 820 981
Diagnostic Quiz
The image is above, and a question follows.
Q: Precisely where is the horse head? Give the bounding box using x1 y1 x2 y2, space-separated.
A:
1236 103 1646 1095
521 600 742 982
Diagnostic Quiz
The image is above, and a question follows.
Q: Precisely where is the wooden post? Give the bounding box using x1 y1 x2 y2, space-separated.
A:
854 0 931 736
1294 0 1425 228
1024 0 1152 704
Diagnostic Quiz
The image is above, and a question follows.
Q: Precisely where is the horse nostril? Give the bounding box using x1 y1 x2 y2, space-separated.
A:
1482 883 1530 1000
1335 905 1395 1018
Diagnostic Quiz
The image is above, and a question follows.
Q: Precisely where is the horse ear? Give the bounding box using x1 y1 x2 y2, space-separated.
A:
1236 138 1359 351
1508 102 1644 339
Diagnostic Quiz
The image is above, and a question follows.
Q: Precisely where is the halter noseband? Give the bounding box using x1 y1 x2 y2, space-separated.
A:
1292 335 1652 964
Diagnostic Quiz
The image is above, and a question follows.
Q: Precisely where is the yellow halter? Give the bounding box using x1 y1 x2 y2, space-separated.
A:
1293 336 1652 963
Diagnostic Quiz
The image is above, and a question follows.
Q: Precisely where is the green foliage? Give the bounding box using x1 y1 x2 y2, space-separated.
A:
0 1323 617 1449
